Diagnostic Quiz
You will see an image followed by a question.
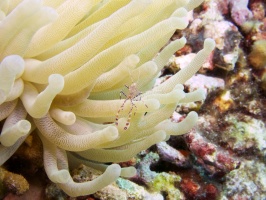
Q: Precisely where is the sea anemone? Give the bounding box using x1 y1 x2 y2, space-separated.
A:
0 0 215 197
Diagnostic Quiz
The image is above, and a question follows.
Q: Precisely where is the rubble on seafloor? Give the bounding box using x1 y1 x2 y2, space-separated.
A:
1 0 266 199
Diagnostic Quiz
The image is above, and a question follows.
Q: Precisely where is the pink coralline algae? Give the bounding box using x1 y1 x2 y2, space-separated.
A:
180 178 218 200
156 141 190 167
229 0 253 26
184 129 240 177
180 178 200 198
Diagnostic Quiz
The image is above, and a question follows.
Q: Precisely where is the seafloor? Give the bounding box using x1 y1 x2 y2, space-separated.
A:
1 0 266 199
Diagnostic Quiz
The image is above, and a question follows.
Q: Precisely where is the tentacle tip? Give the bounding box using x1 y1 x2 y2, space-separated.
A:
188 111 198 118
174 7 188 17
106 164 121 178
3 55 24 70
172 17 188 30
19 120 31 133
128 54 140 65
179 37 187 45
43 7 58 22
64 112 76 125
204 38 216 51
48 74 64 91
127 167 137 177
198 88 207 100
107 163 121 173
121 167 137 177
105 126 119 140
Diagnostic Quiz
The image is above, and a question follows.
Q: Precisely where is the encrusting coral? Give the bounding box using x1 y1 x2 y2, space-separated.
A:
0 0 215 197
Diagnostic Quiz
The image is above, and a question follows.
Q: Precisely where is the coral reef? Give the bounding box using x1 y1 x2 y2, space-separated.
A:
0 167 29 198
116 178 163 200
184 129 240 177
229 0 253 26
249 40 266 69
222 160 266 199
128 0 266 199
0 0 215 198
248 39 266 92
131 152 183 200
1 0 265 199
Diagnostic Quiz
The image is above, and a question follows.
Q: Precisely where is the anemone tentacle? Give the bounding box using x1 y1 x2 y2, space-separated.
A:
0 0 214 197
